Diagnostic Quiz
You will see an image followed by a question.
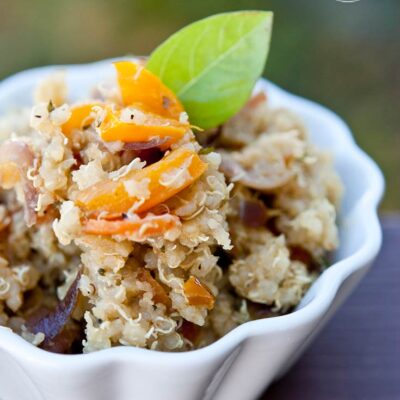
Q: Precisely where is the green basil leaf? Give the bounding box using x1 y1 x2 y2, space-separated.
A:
147 11 273 129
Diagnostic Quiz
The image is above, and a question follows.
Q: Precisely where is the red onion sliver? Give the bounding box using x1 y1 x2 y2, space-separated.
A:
122 137 169 151
0 140 38 226
239 199 268 228
26 270 81 353
219 152 293 192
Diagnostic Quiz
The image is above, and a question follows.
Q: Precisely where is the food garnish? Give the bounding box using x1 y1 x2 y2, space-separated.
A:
147 11 273 129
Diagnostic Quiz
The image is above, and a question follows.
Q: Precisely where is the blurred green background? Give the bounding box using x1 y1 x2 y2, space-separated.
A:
0 0 398 210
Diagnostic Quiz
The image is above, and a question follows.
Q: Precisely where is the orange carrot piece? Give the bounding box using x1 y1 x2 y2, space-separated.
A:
98 106 187 144
114 61 184 120
183 276 215 310
0 162 21 188
76 147 208 214
62 103 100 136
82 213 180 239
137 268 171 308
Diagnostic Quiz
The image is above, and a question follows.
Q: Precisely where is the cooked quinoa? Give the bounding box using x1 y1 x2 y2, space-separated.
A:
0 61 342 353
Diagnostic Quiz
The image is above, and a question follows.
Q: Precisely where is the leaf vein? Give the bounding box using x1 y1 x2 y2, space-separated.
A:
177 19 267 97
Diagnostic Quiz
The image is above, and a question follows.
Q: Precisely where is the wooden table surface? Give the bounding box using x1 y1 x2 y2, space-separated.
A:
262 216 400 400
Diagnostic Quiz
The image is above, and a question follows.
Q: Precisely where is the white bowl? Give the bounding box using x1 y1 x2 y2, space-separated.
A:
0 59 384 400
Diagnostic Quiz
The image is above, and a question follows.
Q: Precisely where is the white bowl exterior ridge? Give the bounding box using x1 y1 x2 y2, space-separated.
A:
0 59 384 400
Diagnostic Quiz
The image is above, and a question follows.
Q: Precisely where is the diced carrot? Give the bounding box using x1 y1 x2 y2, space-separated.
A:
36 207 59 225
137 268 171 308
98 106 188 144
76 147 208 214
62 103 100 136
0 162 21 188
114 61 184 120
82 213 181 239
183 276 215 310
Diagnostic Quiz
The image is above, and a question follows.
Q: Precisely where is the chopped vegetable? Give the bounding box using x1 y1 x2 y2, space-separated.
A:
0 140 38 226
220 152 293 191
98 106 188 144
289 246 318 270
62 103 100 136
123 147 164 167
247 301 277 320
82 213 181 239
76 147 208 214
137 268 171 308
0 162 21 188
114 61 184 120
178 320 200 344
87 211 126 221
26 270 81 353
183 276 215 309
239 199 268 227
122 137 169 151
36 207 59 225
122 138 168 165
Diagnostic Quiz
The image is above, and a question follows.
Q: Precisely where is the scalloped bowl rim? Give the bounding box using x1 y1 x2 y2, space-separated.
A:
0 59 384 369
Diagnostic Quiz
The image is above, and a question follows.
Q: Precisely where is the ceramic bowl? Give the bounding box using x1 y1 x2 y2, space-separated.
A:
0 59 384 400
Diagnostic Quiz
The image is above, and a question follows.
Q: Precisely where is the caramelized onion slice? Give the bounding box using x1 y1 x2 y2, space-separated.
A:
122 137 169 151
0 140 38 226
178 320 200 345
122 138 168 166
26 270 81 353
219 152 293 192
120 147 164 166
239 199 268 228
247 301 279 320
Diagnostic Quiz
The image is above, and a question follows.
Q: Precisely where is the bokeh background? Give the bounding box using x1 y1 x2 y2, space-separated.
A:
0 0 398 209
